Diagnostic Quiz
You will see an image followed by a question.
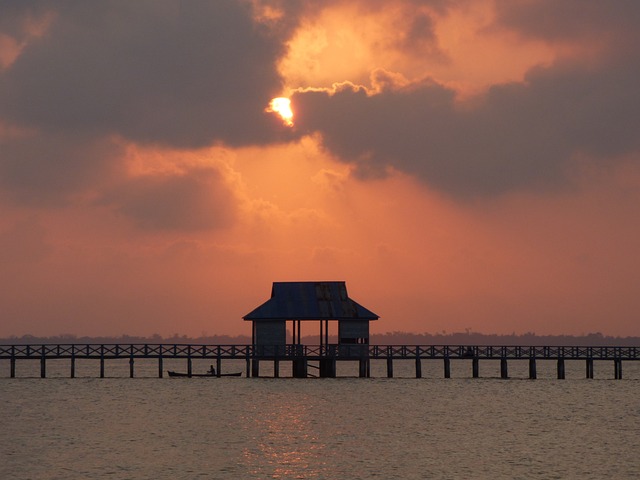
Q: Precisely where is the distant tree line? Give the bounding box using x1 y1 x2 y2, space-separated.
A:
1 331 638 346
369 331 639 346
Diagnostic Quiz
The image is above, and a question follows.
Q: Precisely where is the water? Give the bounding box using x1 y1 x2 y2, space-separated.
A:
1 359 639 479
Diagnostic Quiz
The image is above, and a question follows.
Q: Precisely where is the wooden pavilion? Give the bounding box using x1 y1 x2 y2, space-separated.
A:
243 281 379 377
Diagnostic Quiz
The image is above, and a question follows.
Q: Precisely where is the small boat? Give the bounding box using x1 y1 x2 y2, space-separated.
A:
167 370 242 378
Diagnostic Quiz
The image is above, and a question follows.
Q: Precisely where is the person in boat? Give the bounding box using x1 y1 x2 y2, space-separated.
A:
208 365 216 375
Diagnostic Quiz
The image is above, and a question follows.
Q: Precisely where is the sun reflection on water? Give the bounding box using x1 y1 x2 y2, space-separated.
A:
241 393 327 478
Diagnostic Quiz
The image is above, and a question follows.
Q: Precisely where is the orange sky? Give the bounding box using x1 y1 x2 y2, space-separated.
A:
0 1 639 338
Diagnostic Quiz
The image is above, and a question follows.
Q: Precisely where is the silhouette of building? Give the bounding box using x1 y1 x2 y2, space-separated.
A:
243 281 378 377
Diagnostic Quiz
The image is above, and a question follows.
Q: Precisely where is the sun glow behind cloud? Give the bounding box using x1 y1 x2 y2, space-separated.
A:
267 97 294 126
1 1 640 339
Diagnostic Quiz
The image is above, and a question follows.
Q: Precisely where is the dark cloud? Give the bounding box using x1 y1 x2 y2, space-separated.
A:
101 167 238 232
0 216 51 265
0 132 123 205
0 1 291 148
2 0 639 205
0 1 298 206
494 0 640 45
293 4 640 198
0 1 51 40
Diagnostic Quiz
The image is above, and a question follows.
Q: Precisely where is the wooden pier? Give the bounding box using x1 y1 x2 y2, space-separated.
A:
1 344 638 379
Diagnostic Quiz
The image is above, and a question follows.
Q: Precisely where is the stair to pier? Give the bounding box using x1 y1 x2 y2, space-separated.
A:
307 361 320 377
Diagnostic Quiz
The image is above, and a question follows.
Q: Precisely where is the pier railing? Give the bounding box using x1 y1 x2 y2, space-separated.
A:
1 344 638 360
0 344 252 359
1 343 637 379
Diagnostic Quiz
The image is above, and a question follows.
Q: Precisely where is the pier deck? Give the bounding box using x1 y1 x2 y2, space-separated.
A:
1 344 637 379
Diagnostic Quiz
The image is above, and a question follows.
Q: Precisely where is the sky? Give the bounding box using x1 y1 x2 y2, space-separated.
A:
0 0 639 338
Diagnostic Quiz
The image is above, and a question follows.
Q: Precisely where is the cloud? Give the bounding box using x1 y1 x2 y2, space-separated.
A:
0 1 301 206
0 132 123 205
0 1 291 148
494 0 640 46
0 216 51 265
291 2 640 198
101 166 238 232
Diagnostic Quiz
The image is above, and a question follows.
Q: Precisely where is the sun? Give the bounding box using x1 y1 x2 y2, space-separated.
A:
266 97 294 126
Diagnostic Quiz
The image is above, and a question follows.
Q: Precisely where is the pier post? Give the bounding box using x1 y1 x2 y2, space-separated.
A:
557 358 565 379
246 349 251 378
187 356 192 377
500 358 508 379
41 346 46 378
614 359 622 380
386 357 394 378
472 357 479 378
274 359 280 378
99 345 105 378
319 359 336 378
129 355 134 378
158 356 164 378
415 348 422 379
216 355 222 378
10 346 15 378
293 359 308 378
443 358 451 378
71 346 76 378
251 359 260 378
359 359 367 378
586 359 594 379
529 358 537 379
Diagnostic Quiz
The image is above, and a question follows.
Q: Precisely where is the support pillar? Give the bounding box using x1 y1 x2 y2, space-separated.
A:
359 359 368 378
10 346 15 378
100 345 105 378
472 357 479 378
246 352 252 378
292 320 296 345
158 356 164 378
187 356 192 377
614 359 622 380
386 357 394 378
319 359 336 378
293 359 308 378
529 358 537 379
325 320 329 348
557 358 565 379
251 359 260 378
500 358 508 379
586 358 594 379
40 356 46 379
443 358 451 378
216 356 222 378
70 354 76 378
274 359 280 378
129 355 134 378
415 354 422 379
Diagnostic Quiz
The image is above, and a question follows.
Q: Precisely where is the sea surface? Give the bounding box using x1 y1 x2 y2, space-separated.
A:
1 358 639 479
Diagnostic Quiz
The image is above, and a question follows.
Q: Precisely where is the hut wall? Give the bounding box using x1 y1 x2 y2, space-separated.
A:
255 320 286 346
338 320 369 344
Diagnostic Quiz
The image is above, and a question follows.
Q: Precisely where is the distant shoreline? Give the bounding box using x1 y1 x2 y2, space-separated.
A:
1 331 638 346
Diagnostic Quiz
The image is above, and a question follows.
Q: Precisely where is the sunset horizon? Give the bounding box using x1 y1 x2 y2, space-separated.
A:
1 1 639 339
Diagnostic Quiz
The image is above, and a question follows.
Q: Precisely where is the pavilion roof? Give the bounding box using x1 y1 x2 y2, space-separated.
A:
243 281 379 321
